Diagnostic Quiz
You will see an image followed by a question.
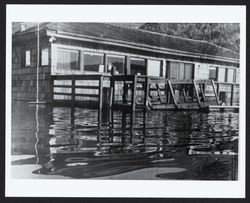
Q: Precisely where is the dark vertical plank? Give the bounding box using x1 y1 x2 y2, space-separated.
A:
193 80 201 108
144 77 149 107
109 77 114 108
182 86 188 102
230 84 235 106
122 80 128 104
99 76 103 110
71 77 75 103
145 58 148 76
199 83 206 102
156 83 163 104
104 53 108 73
211 80 220 105
131 75 137 111
216 83 220 96
168 80 178 108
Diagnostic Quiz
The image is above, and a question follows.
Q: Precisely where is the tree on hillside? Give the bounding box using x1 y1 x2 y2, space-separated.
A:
139 23 240 53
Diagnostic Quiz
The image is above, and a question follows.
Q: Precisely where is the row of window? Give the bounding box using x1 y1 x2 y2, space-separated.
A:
21 46 237 83
23 48 49 67
209 66 236 83
56 48 156 76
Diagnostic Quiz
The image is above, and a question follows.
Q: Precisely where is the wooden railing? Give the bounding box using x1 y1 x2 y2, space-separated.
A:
51 74 111 109
51 74 239 110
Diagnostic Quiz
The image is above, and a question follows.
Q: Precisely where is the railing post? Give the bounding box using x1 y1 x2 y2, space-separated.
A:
131 75 137 111
72 77 75 103
99 75 103 110
230 84 235 106
144 77 149 107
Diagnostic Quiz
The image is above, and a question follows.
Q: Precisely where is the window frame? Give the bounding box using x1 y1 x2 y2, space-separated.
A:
130 57 147 76
209 66 218 81
107 54 126 74
40 47 49 67
56 47 81 71
83 51 105 73
22 49 31 68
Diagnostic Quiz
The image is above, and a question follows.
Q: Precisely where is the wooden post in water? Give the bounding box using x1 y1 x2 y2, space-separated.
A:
109 67 116 108
131 75 137 111
71 77 75 104
144 77 150 107
98 75 103 110
230 84 235 106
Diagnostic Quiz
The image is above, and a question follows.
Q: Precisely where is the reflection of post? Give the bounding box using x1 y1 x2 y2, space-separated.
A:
141 111 146 145
121 111 127 146
108 108 114 143
97 109 102 142
129 111 135 144
34 104 40 166
70 107 75 140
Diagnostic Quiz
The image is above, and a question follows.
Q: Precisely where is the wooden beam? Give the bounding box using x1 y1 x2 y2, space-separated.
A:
168 80 178 108
211 80 220 105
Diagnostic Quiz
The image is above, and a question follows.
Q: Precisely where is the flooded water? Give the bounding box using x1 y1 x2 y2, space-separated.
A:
11 101 239 180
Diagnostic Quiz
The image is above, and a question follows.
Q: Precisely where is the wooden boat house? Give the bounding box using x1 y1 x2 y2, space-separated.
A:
12 22 240 111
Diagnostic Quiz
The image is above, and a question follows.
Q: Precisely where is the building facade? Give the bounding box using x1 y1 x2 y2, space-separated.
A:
12 23 240 105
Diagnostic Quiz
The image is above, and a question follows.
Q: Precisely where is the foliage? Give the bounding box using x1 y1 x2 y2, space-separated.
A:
139 23 240 53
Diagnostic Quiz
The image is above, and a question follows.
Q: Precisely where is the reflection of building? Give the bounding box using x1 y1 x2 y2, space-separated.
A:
12 23 239 105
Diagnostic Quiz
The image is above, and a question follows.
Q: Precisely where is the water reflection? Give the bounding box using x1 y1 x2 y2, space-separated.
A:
11 101 238 180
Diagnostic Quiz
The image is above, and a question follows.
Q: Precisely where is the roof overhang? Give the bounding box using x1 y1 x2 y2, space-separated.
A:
46 29 239 66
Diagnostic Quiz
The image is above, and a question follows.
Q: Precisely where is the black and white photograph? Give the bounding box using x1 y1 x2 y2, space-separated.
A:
5 5 246 198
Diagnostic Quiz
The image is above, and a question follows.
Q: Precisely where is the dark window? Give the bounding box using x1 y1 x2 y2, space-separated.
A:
41 48 49 66
107 55 125 74
57 48 80 70
218 68 226 82
84 52 104 72
209 67 217 80
131 58 146 75
169 62 193 80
